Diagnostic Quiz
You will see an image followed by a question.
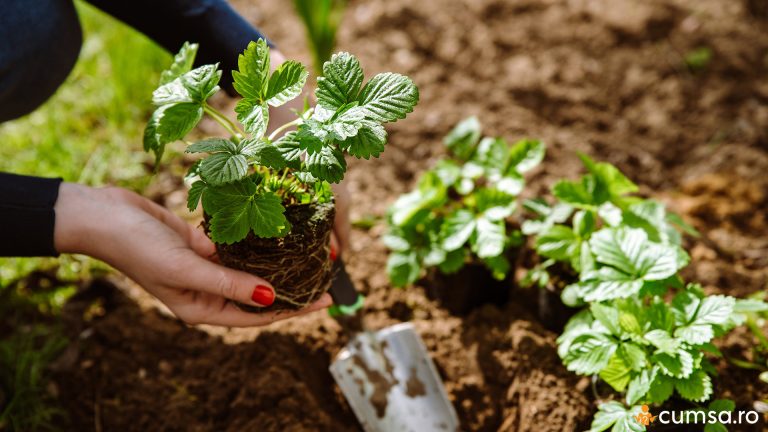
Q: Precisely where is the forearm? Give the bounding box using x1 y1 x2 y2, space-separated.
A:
84 0 271 94
0 172 63 257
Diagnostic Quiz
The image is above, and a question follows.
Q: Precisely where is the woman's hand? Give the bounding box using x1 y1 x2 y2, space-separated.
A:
53 183 332 327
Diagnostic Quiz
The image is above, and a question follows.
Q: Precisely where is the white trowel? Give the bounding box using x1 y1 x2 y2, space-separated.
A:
327 260 460 432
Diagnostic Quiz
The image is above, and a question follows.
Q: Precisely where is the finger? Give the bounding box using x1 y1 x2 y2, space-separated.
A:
166 249 276 307
182 293 333 327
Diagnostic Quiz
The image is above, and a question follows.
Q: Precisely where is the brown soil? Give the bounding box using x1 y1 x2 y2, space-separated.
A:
45 0 768 430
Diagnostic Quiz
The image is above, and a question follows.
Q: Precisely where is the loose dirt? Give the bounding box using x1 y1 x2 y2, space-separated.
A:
48 0 768 430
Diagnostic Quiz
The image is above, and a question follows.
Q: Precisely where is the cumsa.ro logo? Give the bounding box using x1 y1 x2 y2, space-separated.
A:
634 405 657 426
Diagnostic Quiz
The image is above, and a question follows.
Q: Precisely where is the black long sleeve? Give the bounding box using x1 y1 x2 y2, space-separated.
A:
84 0 271 93
0 173 62 257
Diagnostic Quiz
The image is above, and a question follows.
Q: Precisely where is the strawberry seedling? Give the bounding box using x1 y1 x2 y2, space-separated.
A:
145 41 418 310
384 117 544 312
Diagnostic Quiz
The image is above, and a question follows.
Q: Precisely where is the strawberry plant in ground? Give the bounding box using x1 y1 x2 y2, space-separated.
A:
385 117 544 287
524 157 768 431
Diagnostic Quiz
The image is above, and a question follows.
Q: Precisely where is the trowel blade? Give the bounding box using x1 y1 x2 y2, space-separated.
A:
329 323 459 432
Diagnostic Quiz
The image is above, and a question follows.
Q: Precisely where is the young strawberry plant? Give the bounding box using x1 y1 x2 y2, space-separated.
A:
144 40 418 310
384 117 544 312
524 156 766 431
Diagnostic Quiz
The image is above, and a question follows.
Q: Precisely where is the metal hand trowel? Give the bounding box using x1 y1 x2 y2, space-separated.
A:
327 260 460 432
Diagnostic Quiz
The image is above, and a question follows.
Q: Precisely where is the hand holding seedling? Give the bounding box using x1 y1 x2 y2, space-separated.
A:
53 182 332 326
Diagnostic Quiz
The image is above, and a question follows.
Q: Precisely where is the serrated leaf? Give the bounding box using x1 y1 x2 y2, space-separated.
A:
552 178 596 207
600 354 632 392
181 64 221 103
153 79 194 105
647 372 674 404
626 369 655 405
316 52 364 110
199 152 248 185
323 106 367 140
265 60 308 106
144 103 204 162
186 138 237 154
235 99 269 136
589 402 645 432
306 145 346 183
507 138 545 174
387 251 420 287
564 333 617 375
589 228 684 280
444 117 481 161
205 182 287 242
233 39 270 100
242 139 289 170
441 209 476 251
654 350 693 378
535 225 580 261
472 137 510 174
675 370 713 402
475 188 517 221
187 180 207 212
273 132 303 169
675 324 714 345
577 269 644 302
694 295 735 326
471 217 506 258
342 124 387 159
644 329 679 354
580 154 638 199
357 72 419 123
620 343 648 372
160 42 198 85
591 303 622 336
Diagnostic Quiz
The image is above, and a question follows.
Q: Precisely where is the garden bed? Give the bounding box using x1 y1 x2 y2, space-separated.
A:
47 0 768 430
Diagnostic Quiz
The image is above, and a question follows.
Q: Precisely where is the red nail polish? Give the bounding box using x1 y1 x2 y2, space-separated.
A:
330 245 337 261
251 285 275 306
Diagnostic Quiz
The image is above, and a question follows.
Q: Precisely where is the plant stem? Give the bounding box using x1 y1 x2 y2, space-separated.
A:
203 104 244 140
267 108 313 141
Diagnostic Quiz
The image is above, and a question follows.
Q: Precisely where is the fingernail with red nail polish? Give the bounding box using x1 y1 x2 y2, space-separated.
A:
251 285 275 306
330 245 337 261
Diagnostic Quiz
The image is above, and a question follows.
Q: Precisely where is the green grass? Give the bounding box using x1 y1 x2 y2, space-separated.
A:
0 2 171 429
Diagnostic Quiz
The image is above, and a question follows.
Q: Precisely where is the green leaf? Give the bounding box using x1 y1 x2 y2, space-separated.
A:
243 139 289 170
439 248 467 274
153 79 194 105
576 268 644 302
589 402 645 432
475 188 517 221
626 368 655 405
186 138 237 154
187 180 207 212
199 152 248 185
441 209 476 251
647 373 674 404
580 154 638 199
693 295 735 326
535 225 580 261
306 145 347 183
574 210 597 238
675 370 713 402
316 52 364 110
181 64 221 103
235 99 269 137
205 182 287 243
273 132 303 169
233 39 270 101
387 251 420 287
265 60 308 106
472 137 510 174
444 117 481 160
564 333 617 375
357 72 419 123
552 178 596 207
506 138 545 174
591 303 622 336
589 228 684 280
144 103 204 162
471 217 506 258
341 124 387 159
644 330 679 355
654 350 694 378
160 42 198 85
323 106 367 140
483 254 510 280
708 399 735 413
600 354 632 392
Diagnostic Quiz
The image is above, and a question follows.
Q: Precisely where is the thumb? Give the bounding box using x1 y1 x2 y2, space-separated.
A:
169 249 276 307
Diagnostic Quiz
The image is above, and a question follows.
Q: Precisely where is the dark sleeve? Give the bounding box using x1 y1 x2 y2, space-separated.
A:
84 0 272 94
0 173 63 257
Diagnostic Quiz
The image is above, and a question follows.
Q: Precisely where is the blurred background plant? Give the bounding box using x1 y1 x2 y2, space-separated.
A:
0 2 168 428
292 0 346 75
